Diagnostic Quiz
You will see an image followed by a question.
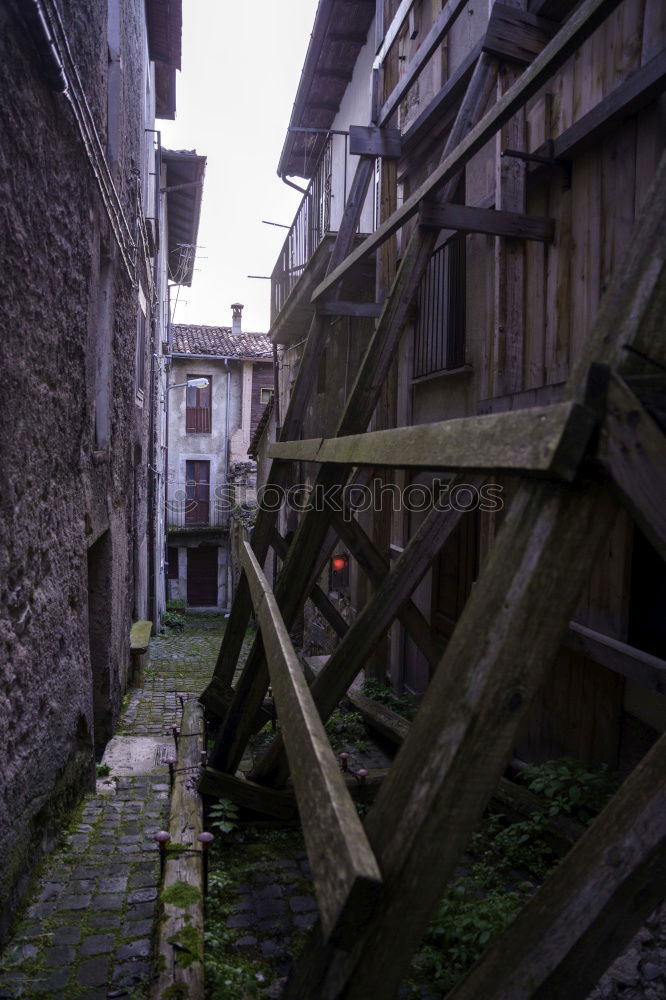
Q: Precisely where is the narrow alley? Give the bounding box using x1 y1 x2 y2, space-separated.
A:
0 617 223 999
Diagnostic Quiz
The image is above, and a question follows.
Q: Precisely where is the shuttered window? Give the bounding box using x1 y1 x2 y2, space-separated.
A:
186 375 211 433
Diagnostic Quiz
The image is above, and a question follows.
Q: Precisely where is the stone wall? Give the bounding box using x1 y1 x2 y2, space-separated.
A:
0 0 151 942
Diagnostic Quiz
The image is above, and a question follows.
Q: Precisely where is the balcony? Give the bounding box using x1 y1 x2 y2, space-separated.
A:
270 134 377 345
166 482 230 532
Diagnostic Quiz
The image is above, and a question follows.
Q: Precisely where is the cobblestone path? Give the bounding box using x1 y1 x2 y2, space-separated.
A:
0 614 225 1000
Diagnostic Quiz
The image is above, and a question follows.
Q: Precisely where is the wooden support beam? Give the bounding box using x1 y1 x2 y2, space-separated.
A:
401 40 483 157
349 125 402 158
316 300 383 318
564 622 666 694
419 200 554 241
286 147 666 1000
199 767 298 820
249 493 468 787
153 701 205 1000
483 2 559 65
200 156 376 720
207 56 501 774
331 513 444 668
271 530 349 640
240 542 382 946
596 374 666 563
378 0 468 125
346 686 584 854
373 0 412 66
541 53 666 164
445 734 666 1000
312 0 624 304
270 400 598 481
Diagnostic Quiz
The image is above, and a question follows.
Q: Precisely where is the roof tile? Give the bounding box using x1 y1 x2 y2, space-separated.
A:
172 324 273 360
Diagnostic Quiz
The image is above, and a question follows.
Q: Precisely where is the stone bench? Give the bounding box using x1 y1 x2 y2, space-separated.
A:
130 619 152 683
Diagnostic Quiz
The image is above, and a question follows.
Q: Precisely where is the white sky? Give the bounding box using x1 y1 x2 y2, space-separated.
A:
160 0 320 333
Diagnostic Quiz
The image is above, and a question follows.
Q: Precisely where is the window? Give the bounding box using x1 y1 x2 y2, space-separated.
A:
260 387 274 405
186 375 211 433
167 546 179 580
185 460 210 525
413 234 466 379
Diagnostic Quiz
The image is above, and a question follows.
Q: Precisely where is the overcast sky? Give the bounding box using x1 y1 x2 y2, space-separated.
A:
160 0 320 333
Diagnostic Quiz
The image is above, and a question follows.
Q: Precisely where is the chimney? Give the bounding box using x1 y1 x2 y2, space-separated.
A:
231 302 244 335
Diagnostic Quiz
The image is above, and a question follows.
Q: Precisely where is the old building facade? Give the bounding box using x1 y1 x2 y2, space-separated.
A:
166 313 273 610
259 0 666 767
0 0 202 937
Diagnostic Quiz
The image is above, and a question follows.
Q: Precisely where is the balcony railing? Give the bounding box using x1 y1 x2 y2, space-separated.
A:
166 482 231 530
271 135 336 324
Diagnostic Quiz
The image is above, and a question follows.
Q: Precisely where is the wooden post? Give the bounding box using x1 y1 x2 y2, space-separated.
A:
153 701 206 1000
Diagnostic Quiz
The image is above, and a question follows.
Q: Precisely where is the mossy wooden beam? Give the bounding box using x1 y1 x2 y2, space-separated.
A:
241 542 382 946
153 701 205 1000
269 401 597 481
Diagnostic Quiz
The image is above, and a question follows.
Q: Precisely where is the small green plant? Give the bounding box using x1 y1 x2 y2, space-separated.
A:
415 881 522 992
167 598 186 612
326 709 368 751
209 798 240 836
362 678 418 720
520 757 619 824
96 763 111 778
162 609 185 631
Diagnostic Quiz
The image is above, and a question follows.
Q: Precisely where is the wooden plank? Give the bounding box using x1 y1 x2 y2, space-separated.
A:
400 39 483 157
199 767 297 821
419 200 554 240
207 56 500 774
316 300 383 318
201 156 376 718
493 0 528 398
378 0 469 126
596 374 666 562
153 701 205 1000
374 0 412 65
563 621 666 694
444 733 666 1000
249 493 470 787
483 2 559 65
271 530 349 640
269 400 598 480
349 125 402 158
534 53 666 163
331 513 444 668
312 0 625 304
240 541 382 945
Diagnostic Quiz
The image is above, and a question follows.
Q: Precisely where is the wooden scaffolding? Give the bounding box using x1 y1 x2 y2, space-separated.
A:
197 0 666 995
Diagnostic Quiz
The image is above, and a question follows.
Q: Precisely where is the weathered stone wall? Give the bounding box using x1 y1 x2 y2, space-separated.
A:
0 0 150 943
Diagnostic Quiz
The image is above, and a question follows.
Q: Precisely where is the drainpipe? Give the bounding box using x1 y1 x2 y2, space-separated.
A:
272 342 281 438
225 364 232 610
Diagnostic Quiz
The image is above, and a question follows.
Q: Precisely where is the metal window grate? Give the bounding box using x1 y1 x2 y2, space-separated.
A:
414 235 466 379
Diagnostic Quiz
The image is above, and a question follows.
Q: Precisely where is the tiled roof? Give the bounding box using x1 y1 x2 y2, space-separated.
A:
172 324 273 360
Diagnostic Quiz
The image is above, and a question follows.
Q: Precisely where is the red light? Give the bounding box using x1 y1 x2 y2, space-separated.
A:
332 556 347 572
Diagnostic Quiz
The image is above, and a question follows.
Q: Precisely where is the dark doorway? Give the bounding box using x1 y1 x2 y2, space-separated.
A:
87 531 113 757
187 546 218 606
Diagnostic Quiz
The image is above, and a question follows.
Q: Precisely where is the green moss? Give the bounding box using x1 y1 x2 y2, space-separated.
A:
169 924 202 968
162 985 189 1000
161 881 201 908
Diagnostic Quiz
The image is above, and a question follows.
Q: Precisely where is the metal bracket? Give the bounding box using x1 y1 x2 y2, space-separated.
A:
501 140 572 187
